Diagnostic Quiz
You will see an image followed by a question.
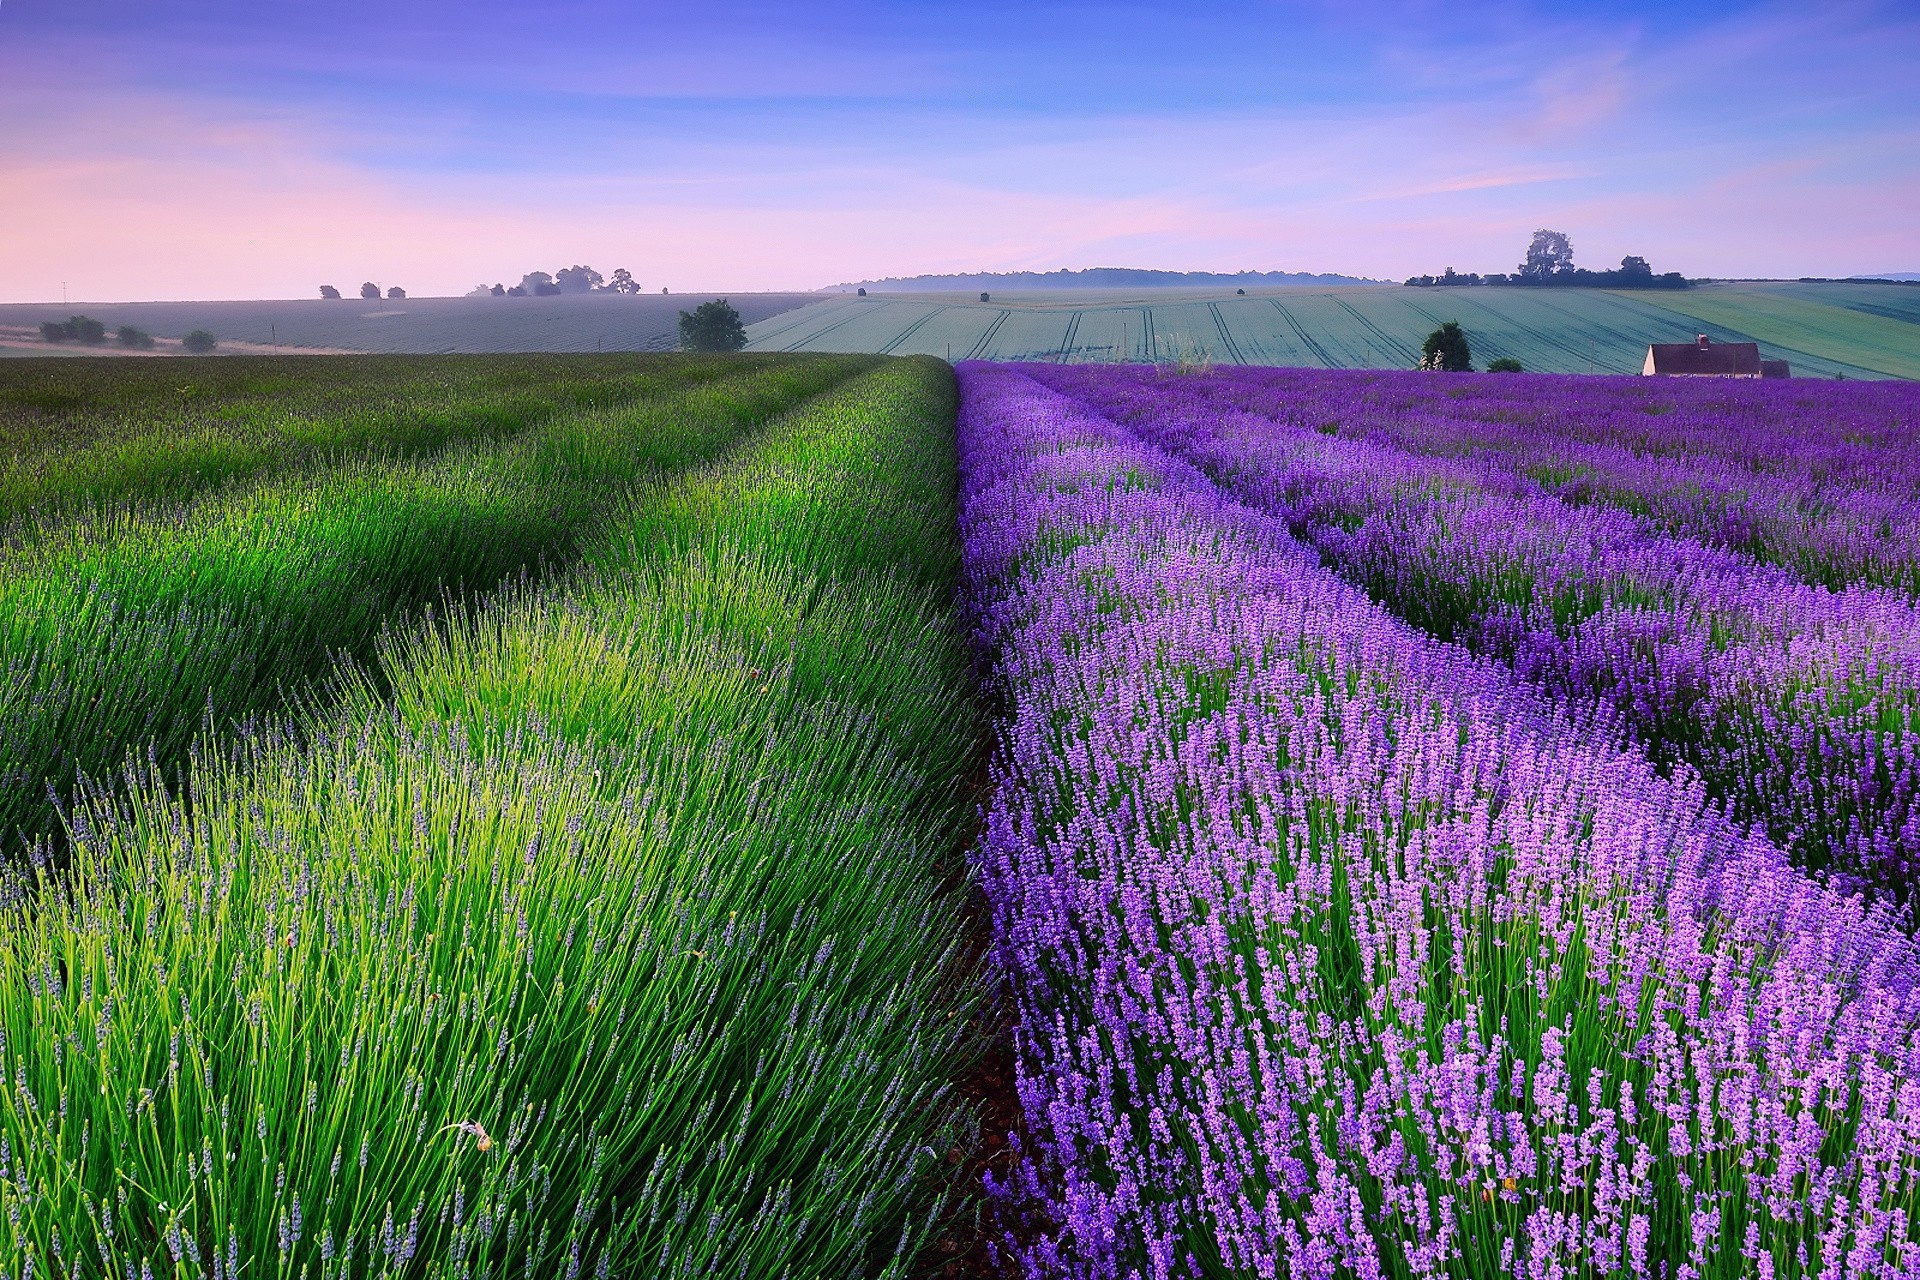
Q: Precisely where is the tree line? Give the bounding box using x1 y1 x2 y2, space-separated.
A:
317 267 657 301
1406 229 1688 289
39 316 215 352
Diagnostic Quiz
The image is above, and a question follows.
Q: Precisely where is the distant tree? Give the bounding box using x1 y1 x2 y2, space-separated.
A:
320 284 343 300
116 325 156 349
521 272 560 297
491 283 507 297
856 287 867 297
1236 287 1246 295
465 284 493 298
1418 320 1473 372
980 292 991 303
506 284 529 297
677 298 747 352
604 268 641 295
1518 229 1575 282
39 320 71 343
661 287 669 295
386 286 406 300
554 265 603 294
59 315 108 344
1618 255 1653 282
1486 356 1524 373
182 329 218 353
360 282 381 300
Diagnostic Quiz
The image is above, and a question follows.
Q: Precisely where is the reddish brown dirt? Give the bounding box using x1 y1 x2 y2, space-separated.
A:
915 713 1043 1279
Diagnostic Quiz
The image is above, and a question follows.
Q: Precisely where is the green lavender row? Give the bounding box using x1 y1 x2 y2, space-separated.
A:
0 354 763 531
0 355 875 858
0 355 980 1279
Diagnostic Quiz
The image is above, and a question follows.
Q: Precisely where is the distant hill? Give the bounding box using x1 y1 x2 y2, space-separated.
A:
828 267 1387 292
1853 273 1920 283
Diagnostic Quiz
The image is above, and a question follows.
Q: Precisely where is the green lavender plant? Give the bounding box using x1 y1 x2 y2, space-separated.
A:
0 357 981 1278
0 355 877 858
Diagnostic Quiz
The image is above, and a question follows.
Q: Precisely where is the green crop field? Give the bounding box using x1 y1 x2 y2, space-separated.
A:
0 353 876 858
0 293 823 358
746 281 1920 379
0 351 986 1277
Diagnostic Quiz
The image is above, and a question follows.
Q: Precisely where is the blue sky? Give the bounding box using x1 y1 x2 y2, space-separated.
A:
2 0 1915 300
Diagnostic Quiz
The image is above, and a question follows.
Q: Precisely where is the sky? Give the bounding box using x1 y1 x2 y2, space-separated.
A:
1 0 1916 301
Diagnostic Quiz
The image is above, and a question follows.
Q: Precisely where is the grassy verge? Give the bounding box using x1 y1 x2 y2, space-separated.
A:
0 355 876 858
0 355 982 1277
0 354 778 530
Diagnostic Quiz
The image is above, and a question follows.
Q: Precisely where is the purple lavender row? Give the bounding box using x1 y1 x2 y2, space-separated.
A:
959 362 1920 1279
1047 367 1920 595
1021 364 1920 906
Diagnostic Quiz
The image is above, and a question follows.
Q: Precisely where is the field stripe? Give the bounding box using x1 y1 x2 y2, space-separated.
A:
965 309 1012 360
777 303 880 353
1334 297 1417 367
1206 303 1247 365
1055 311 1083 363
1 357 986 1276
1269 301 1333 367
742 299 855 347
0 356 874 857
878 307 940 355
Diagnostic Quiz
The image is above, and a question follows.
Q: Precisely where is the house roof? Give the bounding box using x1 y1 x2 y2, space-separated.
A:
1646 335 1763 376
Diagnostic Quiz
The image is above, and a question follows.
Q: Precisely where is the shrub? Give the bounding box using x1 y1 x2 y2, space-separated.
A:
1486 355 1524 373
678 298 747 352
181 329 218 353
1418 320 1473 372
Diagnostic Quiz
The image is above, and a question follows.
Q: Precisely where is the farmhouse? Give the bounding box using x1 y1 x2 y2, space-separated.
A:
1642 334 1788 378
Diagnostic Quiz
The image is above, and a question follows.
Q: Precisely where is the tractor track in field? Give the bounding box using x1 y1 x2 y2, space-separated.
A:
879 308 941 355
1207 303 1248 365
778 304 877 353
1270 300 1335 367
965 311 1012 361
1054 312 1083 363
1137 308 1158 362
1335 297 1416 367
749 300 855 348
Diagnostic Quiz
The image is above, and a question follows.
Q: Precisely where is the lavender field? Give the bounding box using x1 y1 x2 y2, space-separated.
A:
5 352 1920 1278
958 363 1920 1278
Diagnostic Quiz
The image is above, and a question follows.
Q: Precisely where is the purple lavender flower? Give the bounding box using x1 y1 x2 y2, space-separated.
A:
959 363 1920 1279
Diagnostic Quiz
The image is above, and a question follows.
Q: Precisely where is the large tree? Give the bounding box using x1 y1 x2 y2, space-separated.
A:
604 267 641 295
520 271 560 296
1618 255 1653 281
554 265 603 294
678 299 747 352
1517 229 1574 282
